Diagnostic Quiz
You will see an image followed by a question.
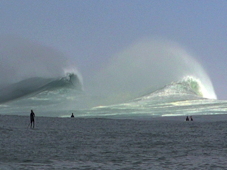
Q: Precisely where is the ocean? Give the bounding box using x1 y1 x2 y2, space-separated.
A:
1 72 227 169
1 114 227 169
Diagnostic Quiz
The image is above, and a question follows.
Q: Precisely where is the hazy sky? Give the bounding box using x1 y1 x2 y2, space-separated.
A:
0 0 227 99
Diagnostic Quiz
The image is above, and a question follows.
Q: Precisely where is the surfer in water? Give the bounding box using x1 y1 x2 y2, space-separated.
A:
186 116 189 121
71 113 74 118
30 110 35 128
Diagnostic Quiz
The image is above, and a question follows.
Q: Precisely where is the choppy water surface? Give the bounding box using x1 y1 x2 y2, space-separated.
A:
0 115 227 169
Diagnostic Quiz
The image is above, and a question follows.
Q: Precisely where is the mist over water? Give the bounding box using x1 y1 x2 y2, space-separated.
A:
0 36 79 87
87 39 216 105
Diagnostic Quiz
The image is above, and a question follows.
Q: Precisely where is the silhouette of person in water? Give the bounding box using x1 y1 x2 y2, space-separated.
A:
71 113 74 118
186 116 189 121
30 110 35 128
190 116 193 121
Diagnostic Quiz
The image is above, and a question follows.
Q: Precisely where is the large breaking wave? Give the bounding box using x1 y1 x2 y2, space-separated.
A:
86 39 216 106
134 76 208 102
0 73 82 103
0 37 221 117
88 76 225 118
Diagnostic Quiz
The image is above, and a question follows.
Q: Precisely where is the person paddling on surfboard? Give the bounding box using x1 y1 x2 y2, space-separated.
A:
186 116 189 121
30 110 35 128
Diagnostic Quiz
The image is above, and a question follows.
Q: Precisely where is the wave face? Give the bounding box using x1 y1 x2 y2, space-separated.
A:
0 73 82 103
135 76 211 105
143 76 208 100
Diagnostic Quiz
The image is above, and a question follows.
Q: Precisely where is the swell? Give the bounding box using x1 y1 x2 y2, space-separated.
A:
133 76 206 102
0 73 82 103
154 76 204 97
88 77 220 118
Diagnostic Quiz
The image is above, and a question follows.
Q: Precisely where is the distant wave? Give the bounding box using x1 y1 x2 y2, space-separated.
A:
0 73 82 103
134 76 208 102
89 76 217 118
152 76 206 97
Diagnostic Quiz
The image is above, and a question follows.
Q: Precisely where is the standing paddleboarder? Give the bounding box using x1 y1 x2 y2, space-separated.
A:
30 110 35 128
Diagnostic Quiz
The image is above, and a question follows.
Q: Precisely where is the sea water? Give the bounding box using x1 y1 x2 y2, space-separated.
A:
0 114 227 170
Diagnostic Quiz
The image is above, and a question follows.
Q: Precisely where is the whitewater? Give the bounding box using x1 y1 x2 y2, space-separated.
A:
1 38 227 169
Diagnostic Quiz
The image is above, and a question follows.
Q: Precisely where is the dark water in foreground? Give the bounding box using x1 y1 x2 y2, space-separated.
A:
0 115 227 169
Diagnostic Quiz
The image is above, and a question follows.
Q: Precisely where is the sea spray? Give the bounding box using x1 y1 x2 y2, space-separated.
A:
0 36 81 86
87 39 216 106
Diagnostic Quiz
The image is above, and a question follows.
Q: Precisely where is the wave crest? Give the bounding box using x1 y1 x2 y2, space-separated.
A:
135 76 213 103
180 76 203 97
168 76 204 97
0 73 83 103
